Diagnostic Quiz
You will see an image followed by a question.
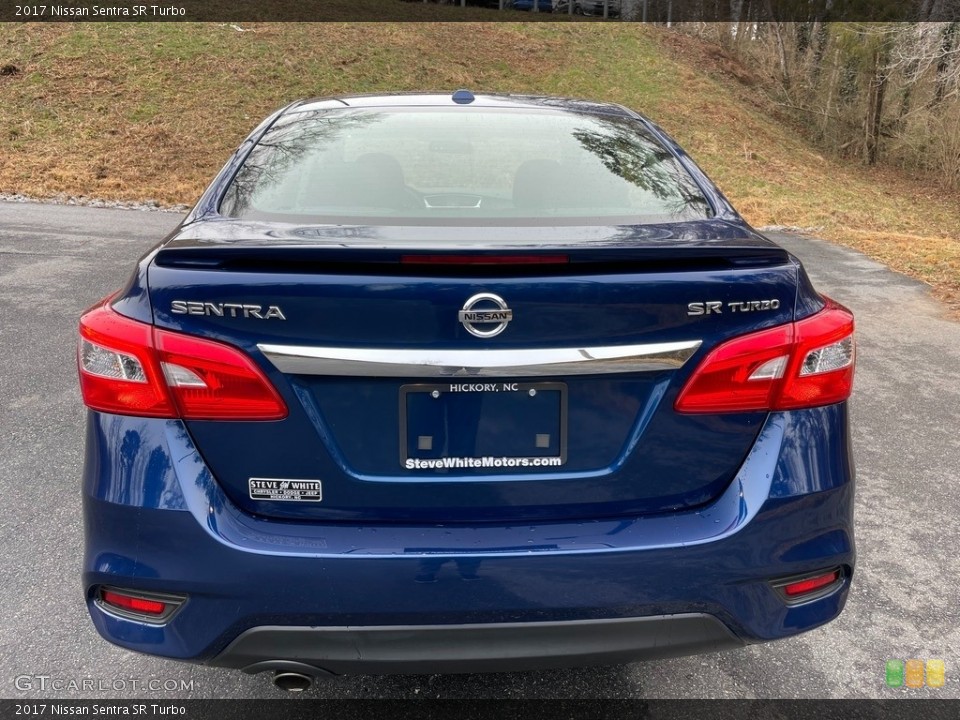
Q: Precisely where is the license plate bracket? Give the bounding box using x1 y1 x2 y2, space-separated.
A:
399 382 567 469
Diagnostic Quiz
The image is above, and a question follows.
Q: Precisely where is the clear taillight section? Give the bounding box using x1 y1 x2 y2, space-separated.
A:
800 337 854 376
78 298 287 421
80 340 148 383
676 297 855 413
776 298 856 410
78 302 175 417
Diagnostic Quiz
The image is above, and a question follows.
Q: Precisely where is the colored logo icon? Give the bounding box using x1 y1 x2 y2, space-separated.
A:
905 659 925 688
885 659 904 687
927 659 946 688
886 658 946 688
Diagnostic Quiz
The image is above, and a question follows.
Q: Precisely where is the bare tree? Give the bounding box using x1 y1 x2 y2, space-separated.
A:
670 20 960 180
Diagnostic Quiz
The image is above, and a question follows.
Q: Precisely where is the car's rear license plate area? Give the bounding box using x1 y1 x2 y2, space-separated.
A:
400 382 567 470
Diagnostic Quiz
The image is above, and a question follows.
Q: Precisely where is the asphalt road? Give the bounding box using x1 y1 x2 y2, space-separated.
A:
1 201 958 700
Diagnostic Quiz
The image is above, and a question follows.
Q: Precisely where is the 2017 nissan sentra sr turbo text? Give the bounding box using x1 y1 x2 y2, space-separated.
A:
77 91 856 689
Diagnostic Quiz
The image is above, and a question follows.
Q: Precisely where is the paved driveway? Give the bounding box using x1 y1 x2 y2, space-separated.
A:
0 201 957 698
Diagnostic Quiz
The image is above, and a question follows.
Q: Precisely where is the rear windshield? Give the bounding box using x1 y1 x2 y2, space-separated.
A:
219 107 713 225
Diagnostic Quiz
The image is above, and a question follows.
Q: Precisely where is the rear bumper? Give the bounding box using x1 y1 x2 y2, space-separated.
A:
214 615 742 675
82 404 855 674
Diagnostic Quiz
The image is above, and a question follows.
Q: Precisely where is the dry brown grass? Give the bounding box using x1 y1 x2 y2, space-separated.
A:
0 23 568 202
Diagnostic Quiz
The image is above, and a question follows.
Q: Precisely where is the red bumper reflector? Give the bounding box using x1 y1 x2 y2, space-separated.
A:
782 570 841 598
101 590 167 615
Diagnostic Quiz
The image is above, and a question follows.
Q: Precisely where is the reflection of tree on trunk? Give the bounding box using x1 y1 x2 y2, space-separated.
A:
571 124 710 216
221 111 385 216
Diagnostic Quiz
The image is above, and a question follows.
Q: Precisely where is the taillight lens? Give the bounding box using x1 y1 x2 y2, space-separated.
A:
154 329 288 420
78 303 175 418
676 298 855 413
78 298 287 420
778 302 856 410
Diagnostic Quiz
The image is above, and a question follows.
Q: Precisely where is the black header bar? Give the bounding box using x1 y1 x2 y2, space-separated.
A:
2 700 960 720
2 0 959 23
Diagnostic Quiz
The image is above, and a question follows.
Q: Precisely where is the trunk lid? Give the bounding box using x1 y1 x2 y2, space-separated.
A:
148 219 797 523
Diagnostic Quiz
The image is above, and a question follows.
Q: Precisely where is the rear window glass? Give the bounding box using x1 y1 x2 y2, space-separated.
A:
219 107 713 225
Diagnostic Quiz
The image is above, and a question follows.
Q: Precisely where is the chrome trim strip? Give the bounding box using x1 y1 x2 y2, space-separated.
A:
257 340 702 378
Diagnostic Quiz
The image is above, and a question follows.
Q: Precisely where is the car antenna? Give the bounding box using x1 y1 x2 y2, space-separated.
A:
452 89 475 105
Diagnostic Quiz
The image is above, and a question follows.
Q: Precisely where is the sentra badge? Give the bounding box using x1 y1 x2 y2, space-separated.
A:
171 300 286 320
458 293 512 338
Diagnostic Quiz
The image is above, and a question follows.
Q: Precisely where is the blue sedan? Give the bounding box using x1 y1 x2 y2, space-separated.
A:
78 91 855 691
511 0 554 11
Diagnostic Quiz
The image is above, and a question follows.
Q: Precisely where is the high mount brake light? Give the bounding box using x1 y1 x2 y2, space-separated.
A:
78 299 287 421
400 254 569 266
675 298 855 413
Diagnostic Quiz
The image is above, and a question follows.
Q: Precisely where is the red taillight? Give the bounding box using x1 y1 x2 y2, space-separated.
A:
100 590 167 616
78 302 175 418
676 298 855 413
78 298 287 420
154 328 287 420
781 569 841 598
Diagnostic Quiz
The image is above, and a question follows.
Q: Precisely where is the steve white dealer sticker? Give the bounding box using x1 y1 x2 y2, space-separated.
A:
249 478 323 502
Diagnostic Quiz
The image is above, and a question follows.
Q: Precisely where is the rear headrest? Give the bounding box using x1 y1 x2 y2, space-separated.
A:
300 156 412 210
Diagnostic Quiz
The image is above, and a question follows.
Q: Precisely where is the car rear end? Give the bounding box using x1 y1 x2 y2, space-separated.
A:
79 94 855 677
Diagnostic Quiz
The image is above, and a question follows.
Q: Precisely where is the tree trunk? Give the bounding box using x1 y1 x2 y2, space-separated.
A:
822 47 841 139
895 58 917 134
931 22 958 109
768 16 790 91
807 7 831 85
865 58 888 165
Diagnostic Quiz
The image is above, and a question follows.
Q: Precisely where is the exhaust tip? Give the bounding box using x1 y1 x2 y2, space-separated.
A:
273 671 313 692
